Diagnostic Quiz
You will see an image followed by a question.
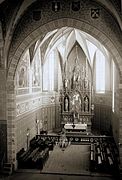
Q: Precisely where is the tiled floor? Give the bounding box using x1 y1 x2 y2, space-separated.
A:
42 144 90 174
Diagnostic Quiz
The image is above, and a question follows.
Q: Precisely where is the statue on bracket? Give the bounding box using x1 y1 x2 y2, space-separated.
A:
64 95 69 112
64 79 69 89
84 96 89 112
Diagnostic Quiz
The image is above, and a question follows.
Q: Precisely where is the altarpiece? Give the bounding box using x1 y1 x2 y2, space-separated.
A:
59 45 94 133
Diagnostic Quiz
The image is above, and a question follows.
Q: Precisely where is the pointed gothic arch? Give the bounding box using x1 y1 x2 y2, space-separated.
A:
6 17 122 168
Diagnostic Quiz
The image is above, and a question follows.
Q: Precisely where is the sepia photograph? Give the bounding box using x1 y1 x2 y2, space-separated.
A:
0 0 122 179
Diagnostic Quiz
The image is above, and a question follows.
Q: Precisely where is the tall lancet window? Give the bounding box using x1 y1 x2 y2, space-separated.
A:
96 50 105 93
43 57 49 91
43 51 55 91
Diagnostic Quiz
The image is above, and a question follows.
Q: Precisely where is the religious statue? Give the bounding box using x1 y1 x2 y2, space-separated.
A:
65 96 69 112
64 79 68 88
84 96 89 112
71 92 81 112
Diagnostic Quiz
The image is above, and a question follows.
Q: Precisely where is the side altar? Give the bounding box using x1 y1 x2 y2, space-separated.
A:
59 45 94 134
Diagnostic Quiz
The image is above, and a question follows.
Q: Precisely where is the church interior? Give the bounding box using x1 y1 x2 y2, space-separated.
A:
0 0 122 179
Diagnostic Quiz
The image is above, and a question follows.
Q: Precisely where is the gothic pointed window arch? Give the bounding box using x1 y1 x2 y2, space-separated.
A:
96 50 105 93
43 51 55 91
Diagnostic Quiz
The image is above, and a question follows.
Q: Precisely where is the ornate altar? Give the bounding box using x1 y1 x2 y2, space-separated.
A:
59 45 94 133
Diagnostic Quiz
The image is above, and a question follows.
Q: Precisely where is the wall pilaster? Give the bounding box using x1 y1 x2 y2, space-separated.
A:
0 21 8 161
0 69 7 161
118 82 122 173
6 80 17 169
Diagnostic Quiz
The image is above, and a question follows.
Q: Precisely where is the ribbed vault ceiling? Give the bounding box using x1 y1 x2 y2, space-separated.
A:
34 27 109 68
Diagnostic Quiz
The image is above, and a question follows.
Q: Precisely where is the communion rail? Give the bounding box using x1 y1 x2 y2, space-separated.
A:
36 134 114 144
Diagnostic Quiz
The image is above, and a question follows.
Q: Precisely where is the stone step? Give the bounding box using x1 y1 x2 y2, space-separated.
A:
2 163 13 175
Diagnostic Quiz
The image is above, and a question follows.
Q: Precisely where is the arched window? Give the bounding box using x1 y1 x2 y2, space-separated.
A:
96 50 105 93
43 51 55 91
86 40 97 63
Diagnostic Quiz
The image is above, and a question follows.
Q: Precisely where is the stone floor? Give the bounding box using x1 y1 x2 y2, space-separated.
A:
0 144 119 180
42 144 90 174
0 172 116 180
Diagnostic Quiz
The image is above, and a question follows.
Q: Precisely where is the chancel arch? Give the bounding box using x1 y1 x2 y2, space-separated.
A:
6 9 122 173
